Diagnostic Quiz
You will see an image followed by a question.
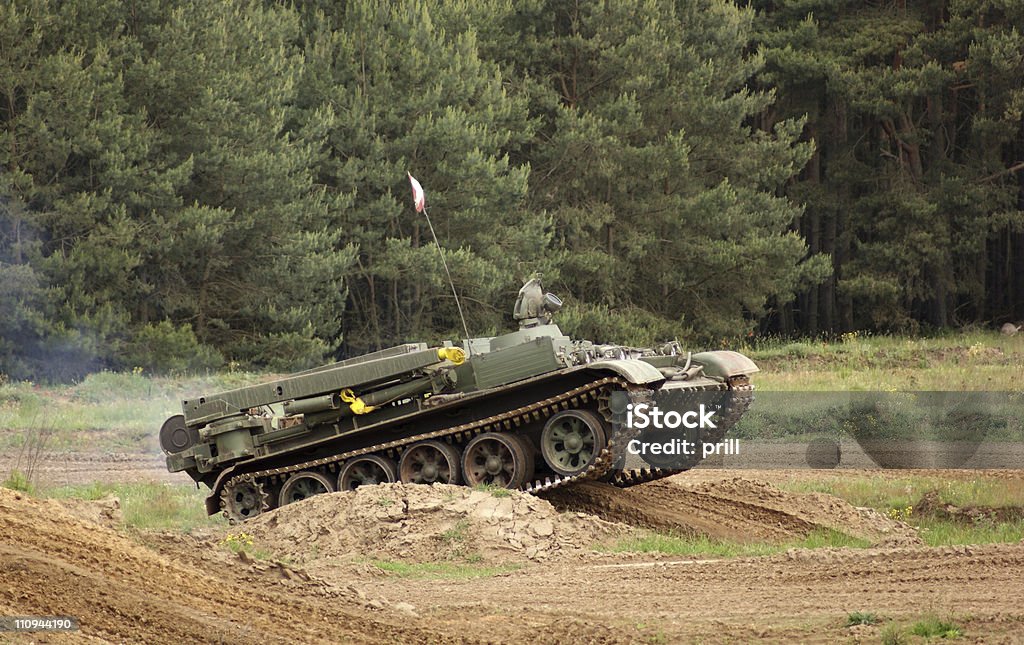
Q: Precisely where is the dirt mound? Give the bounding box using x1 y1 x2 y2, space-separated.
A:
543 476 919 546
914 489 1024 524
56 494 123 528
244 483 630 566
0 487 461 644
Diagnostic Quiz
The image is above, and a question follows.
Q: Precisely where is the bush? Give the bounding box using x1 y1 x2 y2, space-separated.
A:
121 321 223 374
230 330 329 372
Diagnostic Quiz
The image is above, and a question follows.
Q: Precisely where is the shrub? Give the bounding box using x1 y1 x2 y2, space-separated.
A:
121 321 223 374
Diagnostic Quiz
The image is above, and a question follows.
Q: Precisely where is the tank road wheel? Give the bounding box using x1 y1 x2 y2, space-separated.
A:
541 409 608 477
399 440 461 485
221 479 269 523
462 433 534 489
338 456 398 491
278 471 335 507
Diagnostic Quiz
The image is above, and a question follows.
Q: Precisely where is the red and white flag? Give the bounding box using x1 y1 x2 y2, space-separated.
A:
407 172 425 213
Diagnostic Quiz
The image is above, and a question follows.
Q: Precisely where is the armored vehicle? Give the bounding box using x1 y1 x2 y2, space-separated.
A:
162 277 758 521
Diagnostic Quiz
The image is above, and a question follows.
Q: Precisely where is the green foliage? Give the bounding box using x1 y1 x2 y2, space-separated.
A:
122 321 223 374
909 615 963 639
472 483 513 497
2 0 1022 377
882 623 909 645
486 0 828 339
752 1 1024 334
295 0 546 352
845 611 881 627
0 0 349 378
2 469 32 493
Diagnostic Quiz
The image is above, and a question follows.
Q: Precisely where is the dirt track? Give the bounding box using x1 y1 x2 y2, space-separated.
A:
2 466 1024 643
367 542 1024 643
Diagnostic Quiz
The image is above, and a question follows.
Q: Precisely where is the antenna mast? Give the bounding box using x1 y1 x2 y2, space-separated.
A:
407 173 473 353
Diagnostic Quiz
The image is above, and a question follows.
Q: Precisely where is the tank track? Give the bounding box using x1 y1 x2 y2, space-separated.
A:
217 375 753 520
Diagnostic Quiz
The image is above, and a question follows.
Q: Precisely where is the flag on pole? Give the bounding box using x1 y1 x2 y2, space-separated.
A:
407 172 425 213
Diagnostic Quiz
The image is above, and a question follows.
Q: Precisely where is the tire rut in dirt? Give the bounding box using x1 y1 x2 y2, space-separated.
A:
540 479 819 542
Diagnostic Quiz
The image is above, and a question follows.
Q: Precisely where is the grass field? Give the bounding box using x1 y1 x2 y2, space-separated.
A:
40 481 225 532
0 370 273 453
0 331 1020 454
744 331 1024 391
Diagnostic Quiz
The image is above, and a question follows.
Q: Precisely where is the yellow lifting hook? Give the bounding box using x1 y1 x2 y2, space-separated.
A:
436 347 466 365
340 388 376 415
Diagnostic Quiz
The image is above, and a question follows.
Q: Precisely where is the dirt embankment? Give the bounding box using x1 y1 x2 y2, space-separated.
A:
0 487 466 644
542 476 919 545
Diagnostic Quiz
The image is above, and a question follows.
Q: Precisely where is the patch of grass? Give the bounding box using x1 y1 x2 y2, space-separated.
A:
799 528 871 549
598 527 869 557
917 518 1024 546
219 531 271 560
845 611 881 626
0 371 274 453
472 483 513 497
777 474 1024 546
2 469 33 493
440 519 470 544
909 615 963 639
437 519 472 558
881 623 908 645
742 331 1024 391
43 482 225 532
599 531 775 558
371 559 521 579
880 614 966 642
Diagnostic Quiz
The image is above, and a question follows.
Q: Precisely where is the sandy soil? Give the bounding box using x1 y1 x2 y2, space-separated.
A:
2 463 1024 643
0 487 463 645
367 541 1024 643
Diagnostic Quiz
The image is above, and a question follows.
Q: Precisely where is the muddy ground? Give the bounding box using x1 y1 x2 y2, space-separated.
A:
2 458 1024 643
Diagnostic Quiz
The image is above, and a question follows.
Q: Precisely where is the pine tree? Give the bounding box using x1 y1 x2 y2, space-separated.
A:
0 0 352 377
752 1 1024 332
295 0 547 352
483 0 829 342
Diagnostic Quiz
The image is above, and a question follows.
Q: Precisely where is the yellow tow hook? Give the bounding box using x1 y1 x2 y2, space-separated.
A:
437 347 466 365
340 388 376 415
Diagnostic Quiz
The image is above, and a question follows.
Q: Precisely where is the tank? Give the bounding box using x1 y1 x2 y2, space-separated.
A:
161 277 758 521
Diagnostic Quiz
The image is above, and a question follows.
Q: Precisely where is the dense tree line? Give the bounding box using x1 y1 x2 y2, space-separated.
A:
0 0 1021 380
752 0 1024 333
